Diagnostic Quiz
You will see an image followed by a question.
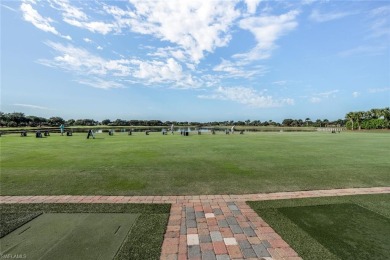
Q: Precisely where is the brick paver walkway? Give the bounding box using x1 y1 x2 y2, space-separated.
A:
1 187 389 260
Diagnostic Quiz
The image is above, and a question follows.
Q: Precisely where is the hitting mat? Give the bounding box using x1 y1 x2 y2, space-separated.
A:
0 213 139 260
278 203 390 259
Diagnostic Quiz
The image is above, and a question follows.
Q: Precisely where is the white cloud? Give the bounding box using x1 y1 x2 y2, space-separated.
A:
309 97 321 103
103 4 134 18
43 1 242 62
123 0 241 63
309 89 339 103
244 0 262 14
186 63 196 71
83 38 104 51
20 3 57 34
368 87 390 93
20 2 71 40
339 45 387 57
49 0 115 35
316 89 339 98
2 4 17 12
235 10 299 61
39 42 199 89
62 35 72 40
132 58 198 88
309 9 356 23
38 42 133 79
13 103 49 110
148 46 188 61
272 80 287 86
105 59 132 77
352 91 360 98
369 5 390 17
337 7 389 58
213 59 267 78
211 9 299 78
50 0 88 20
63 18 114 35
75 78 123 90
198 86 294 108
368 6 390 38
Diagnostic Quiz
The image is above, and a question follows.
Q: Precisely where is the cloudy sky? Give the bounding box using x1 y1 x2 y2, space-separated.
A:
1 0 389 122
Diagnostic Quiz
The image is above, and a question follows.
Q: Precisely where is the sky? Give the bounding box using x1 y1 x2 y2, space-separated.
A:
1 0 389 122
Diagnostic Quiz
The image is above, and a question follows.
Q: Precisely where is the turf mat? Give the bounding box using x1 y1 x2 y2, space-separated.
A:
278 203 390 260
1 213 139 260
0 203 170 260
248 194 390 260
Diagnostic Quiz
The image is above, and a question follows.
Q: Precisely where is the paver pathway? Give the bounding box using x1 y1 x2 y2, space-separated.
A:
1 187 389 260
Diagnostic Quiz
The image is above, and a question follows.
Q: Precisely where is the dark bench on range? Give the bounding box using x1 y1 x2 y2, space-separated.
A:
36 131 42 138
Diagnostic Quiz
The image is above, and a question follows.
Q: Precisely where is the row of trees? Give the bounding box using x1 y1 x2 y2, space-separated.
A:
281 118 345 127
345 108 390 130
1 108 389 129
0 113 98 127
0 112 344 128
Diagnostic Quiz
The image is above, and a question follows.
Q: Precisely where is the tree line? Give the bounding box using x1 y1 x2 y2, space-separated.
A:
0 108 389 129
0 113 343 128
345 108 390 130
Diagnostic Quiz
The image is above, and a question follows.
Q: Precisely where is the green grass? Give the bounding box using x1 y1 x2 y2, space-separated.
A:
1 131 389 195
248 194 390 260
0 203 170 260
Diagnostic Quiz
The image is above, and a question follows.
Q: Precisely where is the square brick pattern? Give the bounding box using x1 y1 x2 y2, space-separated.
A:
160 200 300 259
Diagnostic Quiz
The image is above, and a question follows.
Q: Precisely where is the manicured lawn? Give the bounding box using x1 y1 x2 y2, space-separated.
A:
248 194 390 260
1 131 389 195
0 203 170 260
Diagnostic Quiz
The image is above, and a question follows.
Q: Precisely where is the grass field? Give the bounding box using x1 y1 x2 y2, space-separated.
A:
1 131 389 195
248 194 390 260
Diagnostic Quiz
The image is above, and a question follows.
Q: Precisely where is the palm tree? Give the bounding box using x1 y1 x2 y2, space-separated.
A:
346 112 355 130
323 119 329 127
370 108 381 119
305 118 311 127
355 111 365 130
382 107 390 121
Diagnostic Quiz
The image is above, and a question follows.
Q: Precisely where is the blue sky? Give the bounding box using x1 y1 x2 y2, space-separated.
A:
1 0 389 122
